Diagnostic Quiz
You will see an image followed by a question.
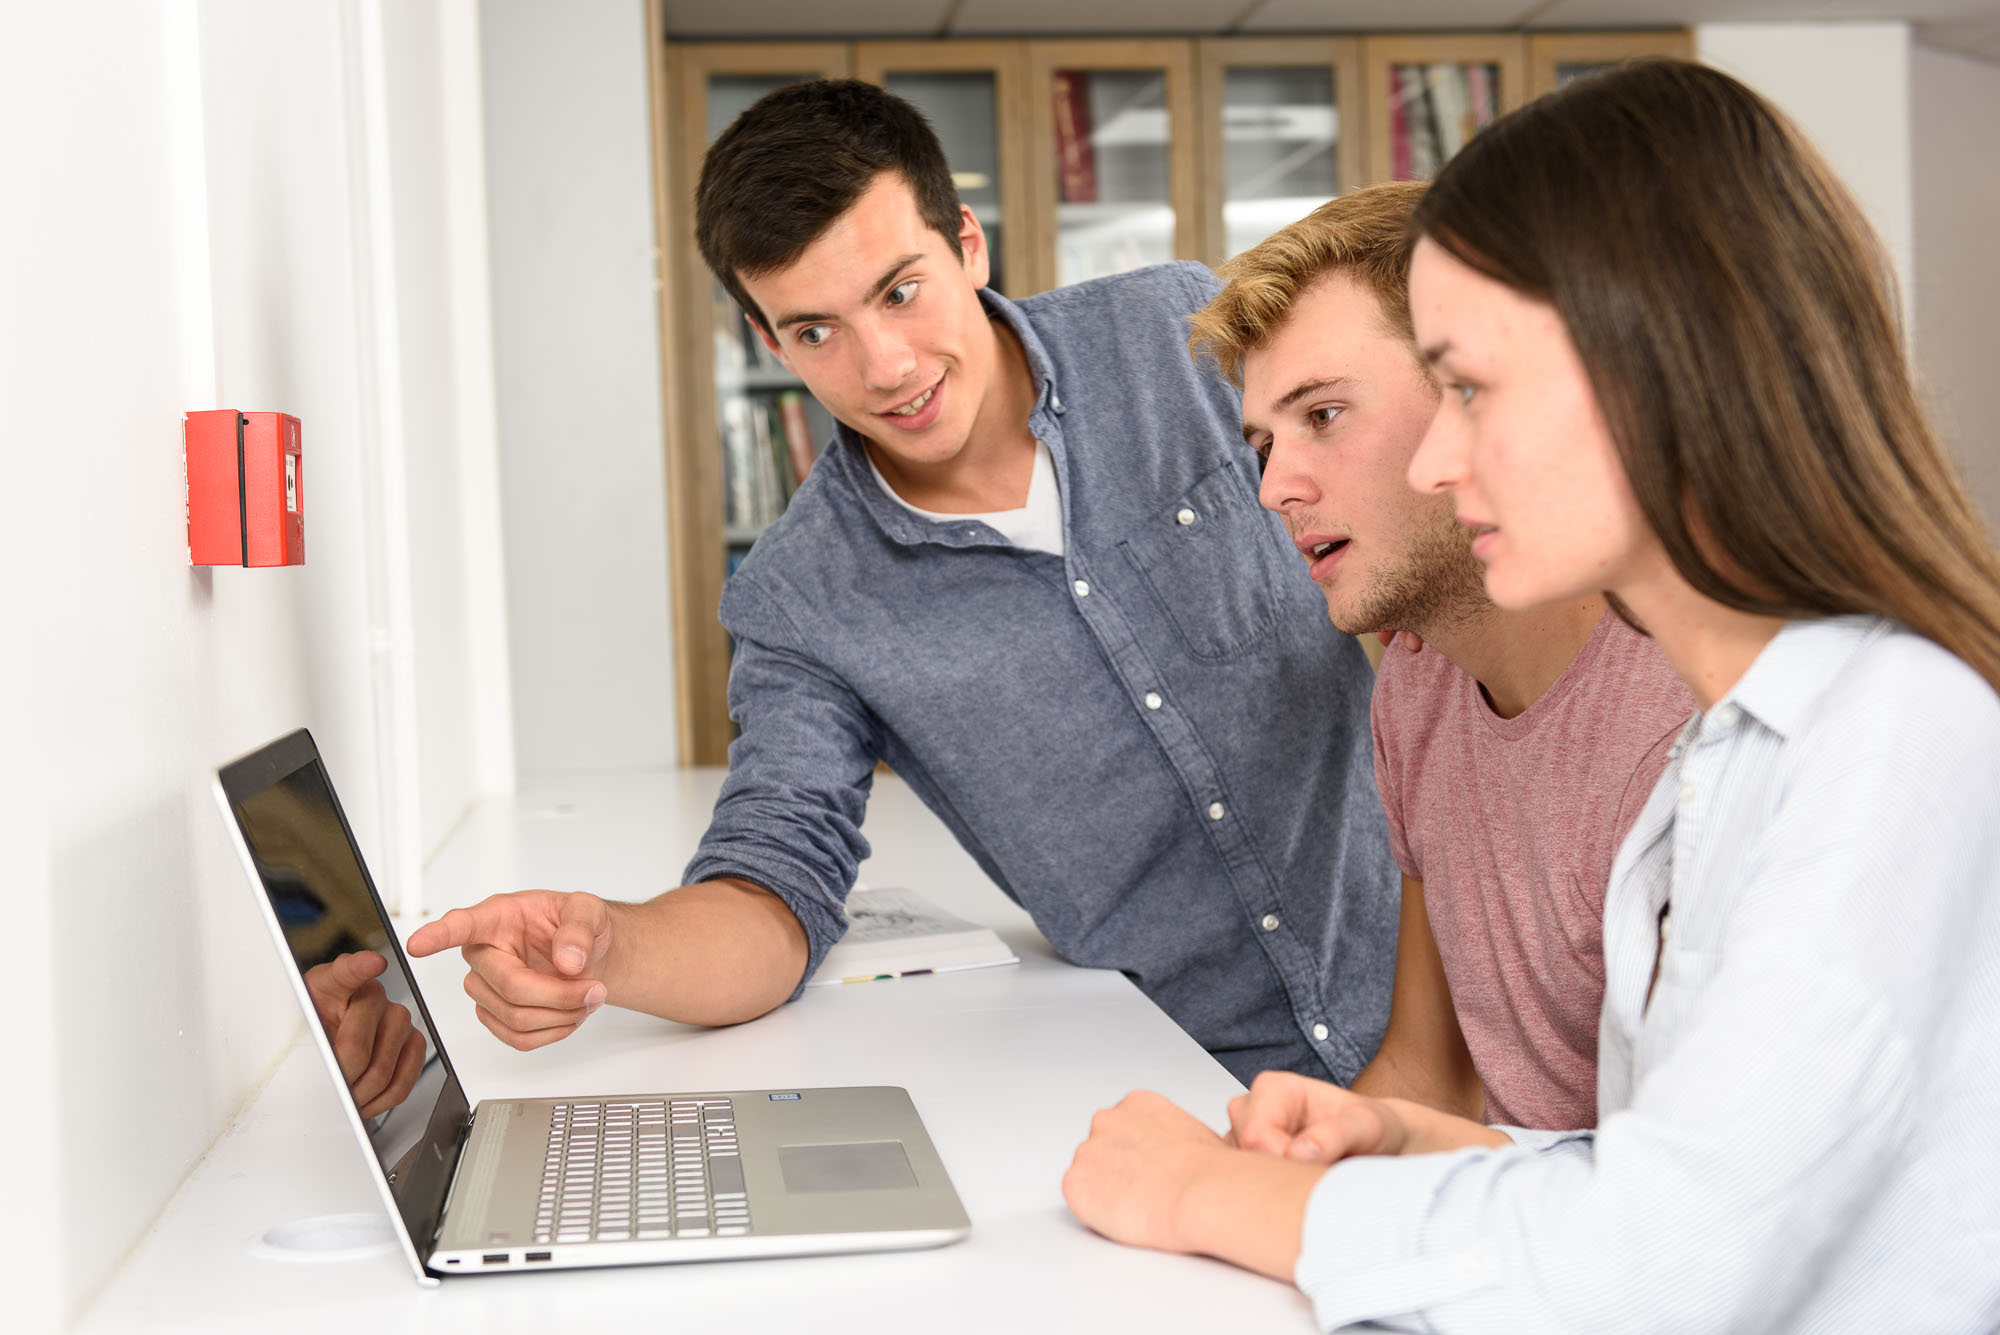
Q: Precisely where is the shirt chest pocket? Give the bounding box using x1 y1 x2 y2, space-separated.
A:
1115 461 1285 662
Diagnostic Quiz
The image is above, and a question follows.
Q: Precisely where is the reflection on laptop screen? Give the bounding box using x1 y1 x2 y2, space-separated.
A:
228 753 455 1209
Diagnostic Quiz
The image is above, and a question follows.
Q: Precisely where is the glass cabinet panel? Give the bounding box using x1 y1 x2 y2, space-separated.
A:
1527 32 1692 101
1218 65 1339 260
1384 61 1501 181
882 71 1010 294
1050 67 1177 286
1363 37 1525 185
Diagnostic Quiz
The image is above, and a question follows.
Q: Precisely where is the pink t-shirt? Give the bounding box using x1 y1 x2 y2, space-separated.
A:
1371 611 1695 1130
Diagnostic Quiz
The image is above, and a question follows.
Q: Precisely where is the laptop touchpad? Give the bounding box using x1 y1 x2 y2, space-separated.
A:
778 1141 917 1193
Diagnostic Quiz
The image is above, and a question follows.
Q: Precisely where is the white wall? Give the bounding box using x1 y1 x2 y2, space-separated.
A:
1697 22 1915 325
0 2 509 1329
1911 42 2000 534
481 0 678 775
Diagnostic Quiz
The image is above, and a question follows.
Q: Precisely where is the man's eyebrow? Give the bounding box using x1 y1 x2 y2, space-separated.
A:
1274 376 1355 411
771 253 927 331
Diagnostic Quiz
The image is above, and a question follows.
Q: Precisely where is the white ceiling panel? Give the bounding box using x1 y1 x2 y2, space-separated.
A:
951 0 1254 35
661 0 952 38
1238 0 1539 33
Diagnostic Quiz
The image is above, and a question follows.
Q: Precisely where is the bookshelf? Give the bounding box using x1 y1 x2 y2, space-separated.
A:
656 30 1687 763
664 42 851 765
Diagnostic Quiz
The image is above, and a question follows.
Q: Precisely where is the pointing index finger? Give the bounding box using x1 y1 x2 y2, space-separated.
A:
407 904 496 957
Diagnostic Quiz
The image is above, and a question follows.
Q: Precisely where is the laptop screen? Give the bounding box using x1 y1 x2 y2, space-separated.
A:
219 729 468 1254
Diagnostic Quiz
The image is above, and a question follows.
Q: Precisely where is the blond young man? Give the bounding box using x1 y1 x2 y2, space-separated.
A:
1186 184 1693 1129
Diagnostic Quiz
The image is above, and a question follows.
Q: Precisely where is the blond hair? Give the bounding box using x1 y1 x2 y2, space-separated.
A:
1188 181 1430 387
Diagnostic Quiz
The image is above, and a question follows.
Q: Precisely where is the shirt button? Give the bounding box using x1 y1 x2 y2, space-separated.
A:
1679 781 1695 803
1311 1022 1329 1042
1051 392 1063 411
1073 579 1090 598
1712 703 1740 728
1176 507 1196 526
1260 913 1280 932
1208 801 1225 821
1143 691 1163 711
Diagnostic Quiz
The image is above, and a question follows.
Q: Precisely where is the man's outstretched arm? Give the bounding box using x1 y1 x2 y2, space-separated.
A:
406 877 808 1050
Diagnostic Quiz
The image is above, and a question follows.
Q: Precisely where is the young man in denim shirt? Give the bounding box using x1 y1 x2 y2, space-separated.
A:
410 81 1395 1086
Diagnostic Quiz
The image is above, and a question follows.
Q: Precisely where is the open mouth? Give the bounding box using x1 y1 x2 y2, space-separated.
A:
1308 539 1349 561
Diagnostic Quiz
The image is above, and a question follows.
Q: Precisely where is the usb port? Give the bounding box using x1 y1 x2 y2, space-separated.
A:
482 1253 508 1265
525 1251 552 1263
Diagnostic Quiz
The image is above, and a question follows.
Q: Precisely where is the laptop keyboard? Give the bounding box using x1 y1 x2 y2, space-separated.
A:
535 1098 752 1244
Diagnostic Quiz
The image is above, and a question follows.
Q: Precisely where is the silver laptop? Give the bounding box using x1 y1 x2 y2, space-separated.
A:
217 729 969 1286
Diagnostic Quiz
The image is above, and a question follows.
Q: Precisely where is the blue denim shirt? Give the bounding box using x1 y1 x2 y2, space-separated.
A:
685 263 1397 1083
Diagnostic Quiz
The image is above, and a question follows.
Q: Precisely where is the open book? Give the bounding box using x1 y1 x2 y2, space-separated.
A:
805 886 1020 987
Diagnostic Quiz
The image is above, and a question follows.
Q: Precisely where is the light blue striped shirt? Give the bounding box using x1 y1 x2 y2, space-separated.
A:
1297 615 2000 1332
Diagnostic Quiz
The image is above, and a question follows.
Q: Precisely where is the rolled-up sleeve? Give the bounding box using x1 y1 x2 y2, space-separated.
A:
682 572 882 996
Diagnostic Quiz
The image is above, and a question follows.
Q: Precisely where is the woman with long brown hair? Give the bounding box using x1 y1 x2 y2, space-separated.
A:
1062 60 2000 1332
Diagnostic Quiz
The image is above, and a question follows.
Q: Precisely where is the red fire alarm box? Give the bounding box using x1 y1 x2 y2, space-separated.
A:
186 410 304 566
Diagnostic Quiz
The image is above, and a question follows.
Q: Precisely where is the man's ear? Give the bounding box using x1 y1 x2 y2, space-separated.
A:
957 204 991 290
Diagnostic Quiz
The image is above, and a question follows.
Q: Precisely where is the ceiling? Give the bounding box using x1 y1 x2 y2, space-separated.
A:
659 0 2000 63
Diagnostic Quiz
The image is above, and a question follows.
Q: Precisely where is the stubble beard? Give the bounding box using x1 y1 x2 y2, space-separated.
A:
1329 506 1490 640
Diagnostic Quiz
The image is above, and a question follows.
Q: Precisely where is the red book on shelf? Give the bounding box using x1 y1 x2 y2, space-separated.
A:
777 391 817 484
1052 70 1097 204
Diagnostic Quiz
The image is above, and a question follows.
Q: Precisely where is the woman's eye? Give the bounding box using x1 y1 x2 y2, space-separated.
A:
887 280 919 306
1455 382 1477 406
797 325 830 348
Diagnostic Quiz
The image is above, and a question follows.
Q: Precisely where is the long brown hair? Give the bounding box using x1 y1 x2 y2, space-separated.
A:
1411 59 2000 692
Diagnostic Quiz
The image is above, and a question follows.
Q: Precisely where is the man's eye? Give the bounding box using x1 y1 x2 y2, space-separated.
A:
887 280 919 306
1307 406 1341 430
797 325 830 348
1251 440 1272 475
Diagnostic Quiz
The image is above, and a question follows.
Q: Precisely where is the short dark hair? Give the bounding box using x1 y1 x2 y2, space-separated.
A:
696 79 964 334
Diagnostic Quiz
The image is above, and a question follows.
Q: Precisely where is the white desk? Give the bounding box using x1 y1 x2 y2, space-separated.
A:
81 770 1320 1332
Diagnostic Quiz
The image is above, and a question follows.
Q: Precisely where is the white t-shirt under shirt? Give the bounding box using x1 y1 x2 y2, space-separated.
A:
866 438 1064 557
1371 610 1695 1129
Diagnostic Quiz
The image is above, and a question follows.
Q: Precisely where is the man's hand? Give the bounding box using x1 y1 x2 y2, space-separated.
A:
1062 1090 1229 1255
1229 1070 1508 1164
304 951 426 1118
406 890 612 1051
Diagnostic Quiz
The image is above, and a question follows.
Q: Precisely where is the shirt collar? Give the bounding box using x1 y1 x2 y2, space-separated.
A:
1719 614 1889 740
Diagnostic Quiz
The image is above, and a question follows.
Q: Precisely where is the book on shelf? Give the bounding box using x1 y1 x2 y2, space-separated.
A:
723 392 823 535
1052 69 1098 204
804 886 1019 987
1390 63 1500 181
777 390 817 484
